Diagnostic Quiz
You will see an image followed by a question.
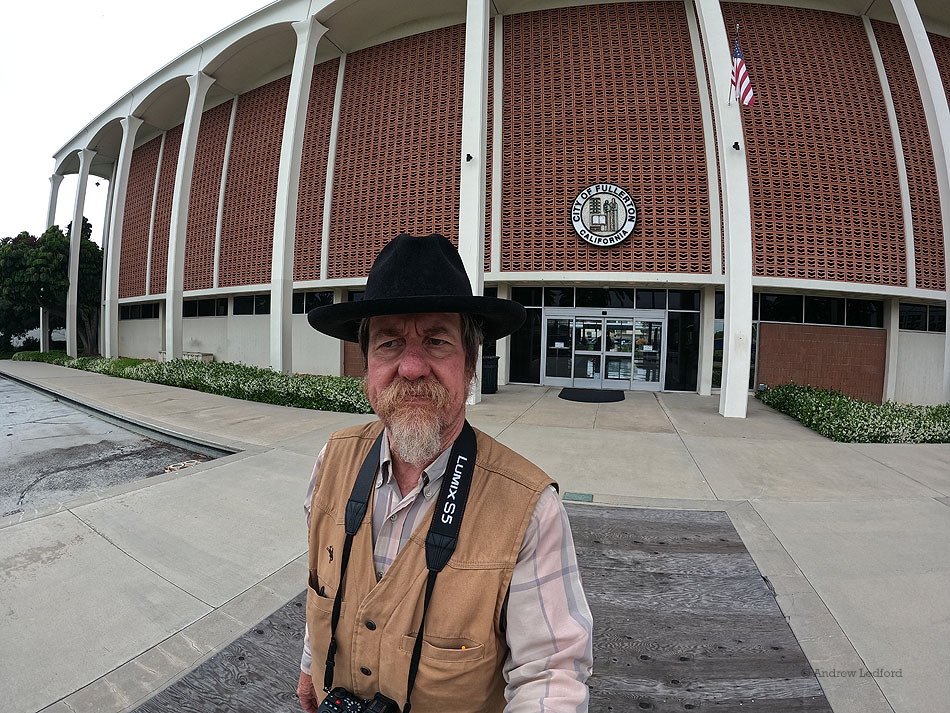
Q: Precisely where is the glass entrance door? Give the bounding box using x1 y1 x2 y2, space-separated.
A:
603 319 634 389
631 320 663 389
572 318 604 388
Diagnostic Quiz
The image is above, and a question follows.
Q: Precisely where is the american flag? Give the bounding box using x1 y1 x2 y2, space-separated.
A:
731 37 755 106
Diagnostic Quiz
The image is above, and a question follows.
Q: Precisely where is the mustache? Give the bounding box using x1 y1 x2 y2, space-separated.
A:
376 378 451 413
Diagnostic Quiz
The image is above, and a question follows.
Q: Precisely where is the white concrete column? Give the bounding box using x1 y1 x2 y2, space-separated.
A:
321 54 346 282
99 162 118 355
39 308 50 352
496 283 510 386
883 298 900 402
165 72 216 362
890 0 950 402
104 116 145 358
698 285 717 395
214 97 238 289
145 132 166 295
66 148 96 357
459 0 491 405
270 16 329 374
46 174 64 229
694 0 754 418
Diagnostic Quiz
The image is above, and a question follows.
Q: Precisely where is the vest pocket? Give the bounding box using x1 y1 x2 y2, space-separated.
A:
399 634 485 663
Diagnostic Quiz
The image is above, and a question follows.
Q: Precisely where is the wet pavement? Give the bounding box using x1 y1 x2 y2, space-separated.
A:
0 377 209 518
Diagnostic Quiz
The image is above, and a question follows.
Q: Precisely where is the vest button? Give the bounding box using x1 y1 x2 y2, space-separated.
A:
360 666 372 676
365 620 377 631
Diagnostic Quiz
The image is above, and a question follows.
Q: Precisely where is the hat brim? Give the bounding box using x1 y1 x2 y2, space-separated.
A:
307 295 526 343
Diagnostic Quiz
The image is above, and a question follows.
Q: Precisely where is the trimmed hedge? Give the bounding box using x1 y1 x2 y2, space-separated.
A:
756 383 950 443
11 352 372 414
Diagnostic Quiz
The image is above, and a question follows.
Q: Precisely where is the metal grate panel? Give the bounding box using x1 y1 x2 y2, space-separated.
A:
328 25 465 279
501 3 711 273
294 59 340 281
722 3 904 285
185 101 233 291
119 135 162 298
149 125 182 295
218 76 291 287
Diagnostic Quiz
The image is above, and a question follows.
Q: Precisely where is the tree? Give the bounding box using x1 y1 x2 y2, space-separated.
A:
0 217 102 355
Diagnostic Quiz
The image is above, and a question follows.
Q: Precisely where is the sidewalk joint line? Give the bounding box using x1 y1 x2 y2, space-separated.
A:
842 443 946 497
654 392 721 501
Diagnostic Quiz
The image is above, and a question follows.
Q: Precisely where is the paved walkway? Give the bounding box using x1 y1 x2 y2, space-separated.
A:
1 360 948 713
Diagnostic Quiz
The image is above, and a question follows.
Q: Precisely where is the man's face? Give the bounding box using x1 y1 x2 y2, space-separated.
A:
366 313 470 465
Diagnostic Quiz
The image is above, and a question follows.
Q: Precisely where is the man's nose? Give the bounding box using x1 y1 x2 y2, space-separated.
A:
396 343 431 380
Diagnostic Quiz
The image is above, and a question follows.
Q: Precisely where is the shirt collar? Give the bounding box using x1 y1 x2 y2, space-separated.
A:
377 429 454 498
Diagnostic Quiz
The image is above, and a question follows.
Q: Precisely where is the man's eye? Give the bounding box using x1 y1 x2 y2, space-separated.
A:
377 340 398 349
429 338 447 346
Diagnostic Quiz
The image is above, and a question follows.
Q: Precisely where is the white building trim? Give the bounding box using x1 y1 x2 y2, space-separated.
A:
214 97 239 288
67 148 95 358
145 132 166 296
321 53 347 282
46 174 64 230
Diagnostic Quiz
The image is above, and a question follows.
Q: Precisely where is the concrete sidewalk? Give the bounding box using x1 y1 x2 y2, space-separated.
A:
1 360 948 713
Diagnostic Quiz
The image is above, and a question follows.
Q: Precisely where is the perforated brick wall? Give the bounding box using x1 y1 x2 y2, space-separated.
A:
721 3 904 285
185 100 233 291
219 76 290 287
328 25 465 279
502 3 710 273
928 30 950 290
872 21 945 292
119 135 162 298
294 59 340 281
485 25 494 273
757 322 886 403
149 125 182 295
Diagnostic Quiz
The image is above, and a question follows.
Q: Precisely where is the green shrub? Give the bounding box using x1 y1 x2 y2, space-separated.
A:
756 383 950 443
10 351 372 414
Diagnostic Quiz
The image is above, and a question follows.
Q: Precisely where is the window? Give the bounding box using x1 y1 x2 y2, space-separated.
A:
668 290 700 311
233 296 253 315
348 291 364 302
805 296 845 326
575 288 607 308
846 299 884 328
759 294 803 323
635 289 666 309
899 304 927 331
183 298 226 318
254 295 271 315
930 306 946 333
544 287 574 307
183 300 198 317
511 287 542 307
715 291 724 320
306 291 333 313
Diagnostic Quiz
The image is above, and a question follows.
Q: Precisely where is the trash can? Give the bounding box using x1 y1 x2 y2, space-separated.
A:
481 355 499 394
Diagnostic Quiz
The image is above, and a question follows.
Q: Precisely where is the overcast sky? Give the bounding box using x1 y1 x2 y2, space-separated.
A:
0 0 271 243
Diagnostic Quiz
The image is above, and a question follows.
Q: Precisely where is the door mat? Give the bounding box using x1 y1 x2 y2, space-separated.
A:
558 388 625 403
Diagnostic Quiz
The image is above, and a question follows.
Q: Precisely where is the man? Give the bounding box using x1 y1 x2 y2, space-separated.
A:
297 234 592 713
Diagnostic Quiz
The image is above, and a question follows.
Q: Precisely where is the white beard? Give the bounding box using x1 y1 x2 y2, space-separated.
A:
386 405 445 466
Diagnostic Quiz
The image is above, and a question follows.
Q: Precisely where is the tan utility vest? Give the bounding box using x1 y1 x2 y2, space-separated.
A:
307 421 555 713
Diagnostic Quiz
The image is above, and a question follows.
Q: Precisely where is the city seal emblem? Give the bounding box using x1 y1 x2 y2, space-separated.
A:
571 184 638 247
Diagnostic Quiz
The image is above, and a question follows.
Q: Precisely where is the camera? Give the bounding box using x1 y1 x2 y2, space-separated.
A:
317 686 400 713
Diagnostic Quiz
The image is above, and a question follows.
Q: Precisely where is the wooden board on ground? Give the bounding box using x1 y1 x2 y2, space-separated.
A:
133 505 832 712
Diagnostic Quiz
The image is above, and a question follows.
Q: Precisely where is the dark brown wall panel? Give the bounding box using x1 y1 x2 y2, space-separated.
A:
219 76 290 287
185 101 232 291
758 322 886 404
722 4 904 285
502 3 710 273
329 25 465 279
119 135 162 298
873 21 945 292
294 59 340 281
149 125 182 295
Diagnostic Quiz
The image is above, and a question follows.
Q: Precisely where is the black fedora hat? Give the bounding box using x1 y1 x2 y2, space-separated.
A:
307 234 525 343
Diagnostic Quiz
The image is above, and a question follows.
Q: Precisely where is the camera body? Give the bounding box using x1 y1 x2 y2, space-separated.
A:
317 686 400 713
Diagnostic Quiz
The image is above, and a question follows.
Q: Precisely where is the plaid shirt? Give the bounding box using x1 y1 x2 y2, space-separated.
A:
301 431 593 712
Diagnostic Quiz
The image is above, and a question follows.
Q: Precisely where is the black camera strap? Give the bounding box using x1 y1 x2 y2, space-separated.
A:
322 422 478 713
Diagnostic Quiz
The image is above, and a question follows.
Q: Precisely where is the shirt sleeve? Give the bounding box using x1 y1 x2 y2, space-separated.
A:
301 445 327 674
503 486 594 713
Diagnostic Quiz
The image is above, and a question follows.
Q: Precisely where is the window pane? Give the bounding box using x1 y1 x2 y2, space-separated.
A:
664 312 699 391
147 303 159 318
183 300 198 318
899 304 927 331
846 299 884 328
197 299 215 317
509 309 541 383
544 287 573 307
233 296 253 315
668 290 700 311
216 298 228 316
760 293 803 322
752 293 759 321
712 319 724 388
255 295 271 315
929 306 946 333
715 292 724 320
305 291 333 312
120 305 131 320
576 288 607 309
805 296 845 325
483 286 498 298
605 288 635 308
511 287 541 306
635 289 666 310
292 293 305 314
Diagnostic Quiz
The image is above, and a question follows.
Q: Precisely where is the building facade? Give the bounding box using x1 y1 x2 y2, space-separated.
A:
48 0 950 417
